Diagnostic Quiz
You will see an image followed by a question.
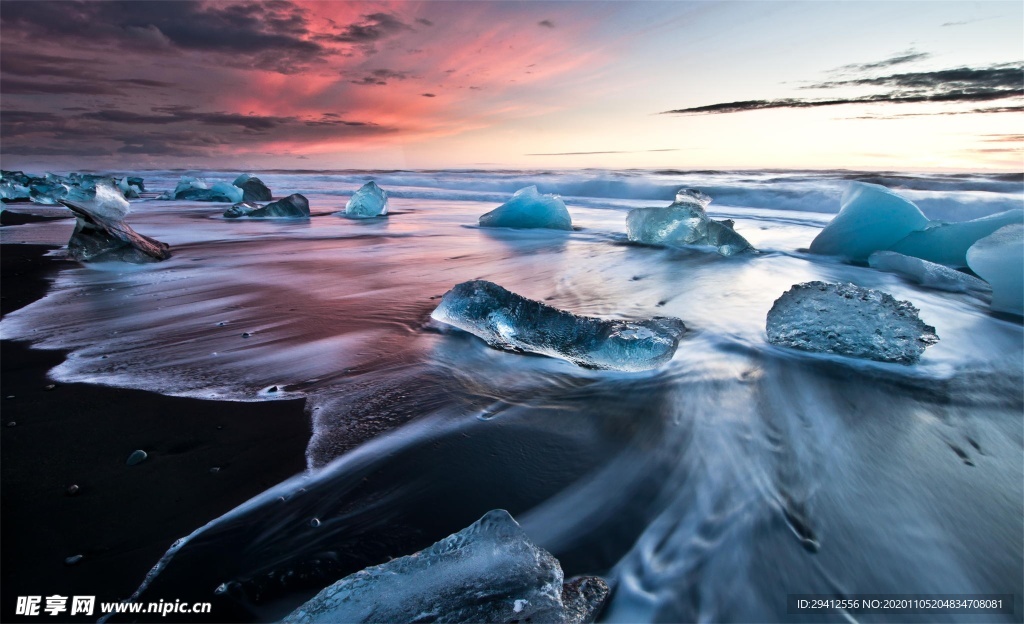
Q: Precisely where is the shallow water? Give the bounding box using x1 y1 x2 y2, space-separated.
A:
3 169 1021 622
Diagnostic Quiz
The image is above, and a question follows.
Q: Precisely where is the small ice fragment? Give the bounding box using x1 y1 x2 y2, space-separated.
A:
283 510 565 624
127 176 146 192
766 281 938 364
126 450 148 465
966 224 1023 316
232 173 273 202
344 181 388 218
431 280 686 371
65 555 84 566
309 518 321 527
224 194 309 218
809 182 929 262
66 484 80 495
479 186 571 230
868 251 990 294
890 209 1024 269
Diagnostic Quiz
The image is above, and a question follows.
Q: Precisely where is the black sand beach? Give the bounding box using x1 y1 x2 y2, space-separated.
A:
1 241 311 622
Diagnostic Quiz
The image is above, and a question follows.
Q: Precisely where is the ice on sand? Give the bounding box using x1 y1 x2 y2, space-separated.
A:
868 251 990 294
479 186 572 230
809 182 929 262
766 281 938 364
626 188 752 256
344 181 389 218
224 194 310 219
171 176 245 203
60 180 170 263
966 224 1023 316
431 280 686 372
231 173 273 202
284 510 608 624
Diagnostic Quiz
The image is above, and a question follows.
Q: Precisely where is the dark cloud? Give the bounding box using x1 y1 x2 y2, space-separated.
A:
325 12 410 43
0 77 123 95
847 105 1024 119
982 134 1024 142
828 52 930 74
662 64 1024 115
415 18 434 27
0 1 327 74
538 20 555 28
421 93 436 97
1 104 394 159
350 69 414 86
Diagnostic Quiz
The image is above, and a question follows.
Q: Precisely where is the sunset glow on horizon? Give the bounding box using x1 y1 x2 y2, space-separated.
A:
1 0 1021 173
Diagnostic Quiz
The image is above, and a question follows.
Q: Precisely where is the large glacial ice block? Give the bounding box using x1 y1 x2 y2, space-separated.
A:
766 281 938 364
344 180 389 218
868 251 990 294
283 510 566 624
889 209 1024 268
479 186 572 230
967 224 1023 316
431 280 686 372
223 194 309 219
60 180 170 263
626 188 752 256
809 182 929 262
231 173 273 202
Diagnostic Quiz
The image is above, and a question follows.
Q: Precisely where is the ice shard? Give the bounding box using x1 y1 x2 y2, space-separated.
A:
766 281 938 364
479 186 572 230
60 179 170 263
344 180 389 218
431 280 686 371
966 224 1023 316
127 176 146 192
284 510 608 624
223 194 309 219
809 182 929 262
868 251 990 294
889 209 1024 268
626 188 752 256
232 173 273 202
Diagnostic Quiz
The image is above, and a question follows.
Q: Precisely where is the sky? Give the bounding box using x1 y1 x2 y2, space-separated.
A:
1 0 1021 172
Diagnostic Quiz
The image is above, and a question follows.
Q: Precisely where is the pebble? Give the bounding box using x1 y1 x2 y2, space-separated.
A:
209 467 221 474
65 555 83 566
44 384 56 390
126 450 148 466
66 484 80 495
309 518 321 527
6 421 15 427
241 332 251 338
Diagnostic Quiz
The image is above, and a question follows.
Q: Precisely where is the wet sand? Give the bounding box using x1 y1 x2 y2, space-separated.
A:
1 242 311 622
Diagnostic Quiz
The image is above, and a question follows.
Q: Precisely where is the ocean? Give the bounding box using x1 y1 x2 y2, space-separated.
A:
2 168 1021 622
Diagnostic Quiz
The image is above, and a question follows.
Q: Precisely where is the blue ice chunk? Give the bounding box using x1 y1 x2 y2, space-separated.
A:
344 181 388 218
479 186 572 230
868 251 990 294
626 189 752 256
431 280 686 372
966 224 1023 316
766 281 938 364
809 182 929 262
284 510 565 624
889 209 1024 269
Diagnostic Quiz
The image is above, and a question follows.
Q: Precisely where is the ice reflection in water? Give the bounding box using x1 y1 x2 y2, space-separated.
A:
3 171 1021 622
